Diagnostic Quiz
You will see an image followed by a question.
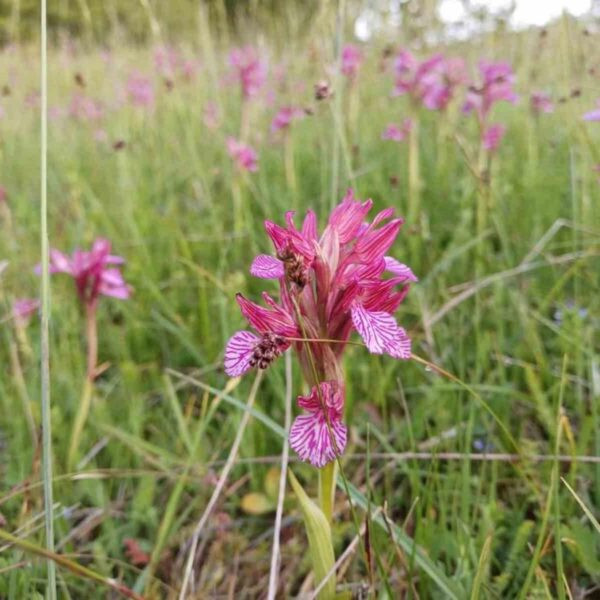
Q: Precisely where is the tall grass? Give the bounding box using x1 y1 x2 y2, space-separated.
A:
0 6 599 598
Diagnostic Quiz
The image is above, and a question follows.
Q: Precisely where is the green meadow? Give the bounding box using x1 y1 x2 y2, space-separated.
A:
0 4 599 598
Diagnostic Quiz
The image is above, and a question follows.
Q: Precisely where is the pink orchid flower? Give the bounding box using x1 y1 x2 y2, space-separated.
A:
203 102 221 130
47 238 130 308
224 190 416 467
229 46 267 100
482 123 506 152
382 119 412 142
530 91 554 114
394 51 465 111
463 60 518 121
12 298 40 327
341 44 363 79
226 137 258 172
126 72 154 108
153 44 181 78
69 93 104 122
271 106 304 132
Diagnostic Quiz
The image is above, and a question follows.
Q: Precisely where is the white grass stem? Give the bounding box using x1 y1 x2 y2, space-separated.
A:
40 0 56 596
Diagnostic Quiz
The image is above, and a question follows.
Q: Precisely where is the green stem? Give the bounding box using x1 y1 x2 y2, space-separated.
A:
318 461 337 524
67 377 94 472
407 111 421 228
232 176 243 235
284 132 297 198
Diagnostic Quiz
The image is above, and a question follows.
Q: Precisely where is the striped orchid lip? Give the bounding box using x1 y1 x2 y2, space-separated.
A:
224 189 415 467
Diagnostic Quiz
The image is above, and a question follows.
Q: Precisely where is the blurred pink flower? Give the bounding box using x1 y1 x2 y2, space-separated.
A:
49 106 66 121
12 298 40 327
394 51 465 110
94 129 108 143
69 93 104 122
126 72 154 108
0 186 6 204
463 60 518 120
226 137 258 172
382 119 412 142
482 123 506 152
181 59 199 81
154 44 180 77
271 106 304 132
203 102 221 129
530 91 554 114
341 44 363 78
229 46 267 100
583 100 600 121
47 238 130 307
25 91 40 109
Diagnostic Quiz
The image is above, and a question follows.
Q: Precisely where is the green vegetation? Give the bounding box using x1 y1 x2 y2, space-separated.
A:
0 6 599 598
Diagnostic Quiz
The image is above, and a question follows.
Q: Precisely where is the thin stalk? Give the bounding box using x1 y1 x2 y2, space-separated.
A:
40 0 57 595
85 302 98 379
67 304 98 471
407 110 421 228
232 176 243 236
67 378 94 472
329 0 345 211
318 461 336 524
284 132 297 198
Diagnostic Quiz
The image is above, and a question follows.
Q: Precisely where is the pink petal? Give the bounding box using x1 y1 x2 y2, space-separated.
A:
250 254 284 279
49 249 72 274
99 283 131 299
106 254 126 265
354 219 403 263
224 330 259 377
301 210 317 241
351 302 411 359
289 412 347 468
583 108 600 122
384 256 418 282
236 293 298 337
328 190 373 243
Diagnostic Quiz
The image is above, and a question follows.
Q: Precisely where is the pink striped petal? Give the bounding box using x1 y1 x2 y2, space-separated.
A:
236 293 298 337
224 330 259 377
354 219 403 263
384 256 418 282
301 209 317 241
289 412 347 468
351 302 411 359
250 254 284 279
387 326 412 359
328 190 373 243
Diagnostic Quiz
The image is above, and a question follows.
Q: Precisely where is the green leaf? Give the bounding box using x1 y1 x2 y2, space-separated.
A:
288 470 336 600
